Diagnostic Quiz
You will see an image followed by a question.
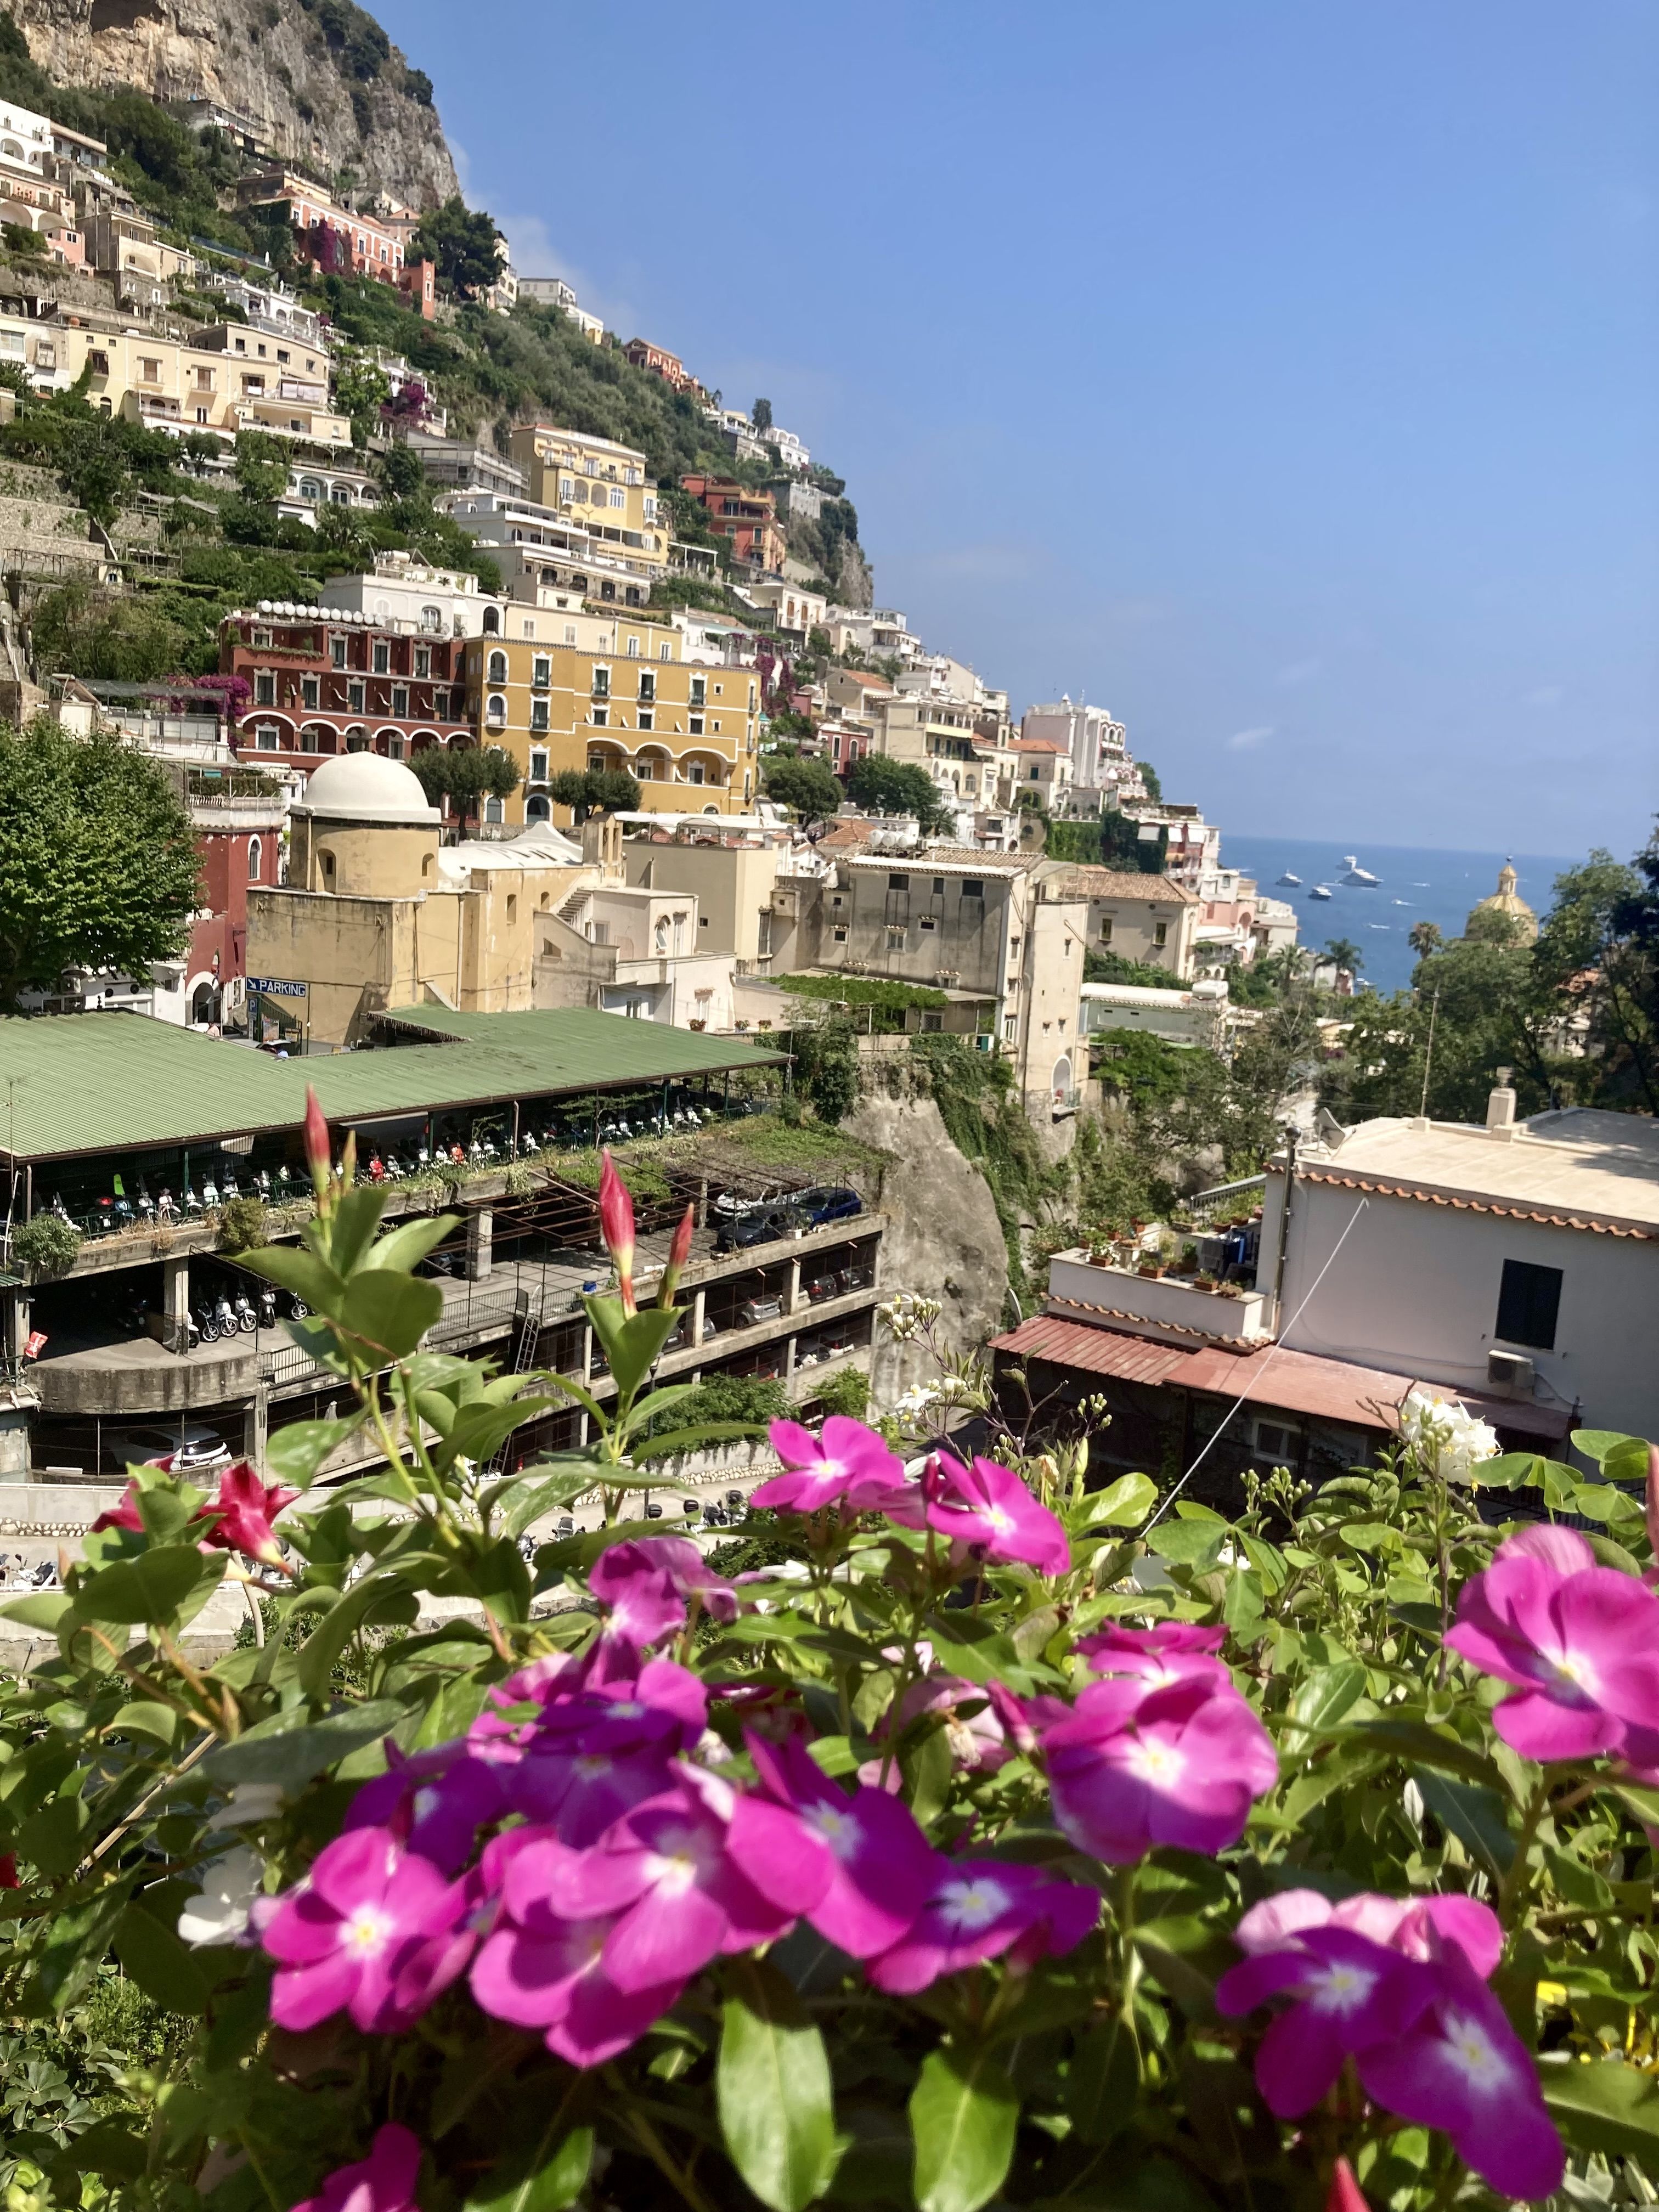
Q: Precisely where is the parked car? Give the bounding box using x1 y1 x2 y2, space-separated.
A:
108 1423 233 1476
793 1186 863 1229
714 1203 802 1252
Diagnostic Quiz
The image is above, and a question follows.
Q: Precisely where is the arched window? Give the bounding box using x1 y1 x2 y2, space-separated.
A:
484 796 505 825
654 916 669 952
485 694 507 729
247 836 262 881
319 849 336 884
253 721 282 751
301 723 336 753
330 483 352 505
487 650 507 685
482 606 501 636
298 475 324 502
421 605 442 632
345 726 369 752
526 793 551 822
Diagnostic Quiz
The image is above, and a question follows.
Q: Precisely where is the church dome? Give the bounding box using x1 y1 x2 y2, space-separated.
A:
1468 860 1537 944
294 752 441 826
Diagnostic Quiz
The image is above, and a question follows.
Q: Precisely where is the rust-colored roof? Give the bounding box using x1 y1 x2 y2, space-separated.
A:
990 1314 1187 1385
1010 735 1066 753
1299 1167 1655 1241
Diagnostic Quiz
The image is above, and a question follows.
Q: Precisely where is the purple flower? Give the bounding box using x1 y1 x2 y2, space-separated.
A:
469 1832 685 2068
866 1857 1099 1993
345 1744 507 1874
541 1769 793 1993
500 1659 708 1848
1042 1677 1278 1863
1075 1621 1232 1695
859 1673 1009 1787
752 1417 905 1515
1217 1925 1438 2115
1445 1525 1659 1761
262 1827 469 2033
293 2123 421 2212
591 1536 738 1627
727 1729 941 1957
1233 1887 1504 1980
893 1452 1071 1575
1357 1951 1565 2200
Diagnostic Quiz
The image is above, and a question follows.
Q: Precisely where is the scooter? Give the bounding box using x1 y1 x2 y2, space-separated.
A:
194 1299 221 1345
202 1176 221 1210
258 1286 278 1329
136 1179 154 1224
211 1289 238 1338
383 1152 404 1182
287 1295 309 1321
111 1185 133 1229
232 1289 258 1334
222 1169 240 1202
156 1187 176 1223
368 1152 386 1183
255 1170 272 1200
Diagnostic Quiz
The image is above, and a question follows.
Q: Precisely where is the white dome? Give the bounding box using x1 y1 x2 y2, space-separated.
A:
295 753 441 826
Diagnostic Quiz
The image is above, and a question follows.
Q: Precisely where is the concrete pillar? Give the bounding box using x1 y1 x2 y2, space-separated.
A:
243 1385 269 1471
466 1207 493 1282
691 1287 706 1350
785 1333 797 1383
0 1407 30 1478
6 1295 30 1362
787 1257 803 1314
163 1257 190 1351
580 1322 593 1381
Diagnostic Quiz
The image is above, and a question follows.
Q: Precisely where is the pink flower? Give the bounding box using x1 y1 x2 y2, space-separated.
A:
1042 1677 1278 1863
262 1826 469 2033
1325 2160 1369 2212
1076 1621 1233 1694
195 1462 298 1567
1217 1924 1438 2115
1357 1951 1565 2200
496 1658 708 1848
591 1537 737 1629
344 1743 508 1875
304 1083 331 1199
598 1149 636 1314
90 1481 145 1535
469 1831 685 2068
866 1857 1099 1993
727 1729 941 1957
541 1769 793 1993
1444 1525 1659 1761
1233 1887 1503 1980
658 1203 696 1308
860 1674 1009 1787
890 1452 1070 1576
293 2122 421 2212
1646 1444 1659 1585
752 1416 905 1515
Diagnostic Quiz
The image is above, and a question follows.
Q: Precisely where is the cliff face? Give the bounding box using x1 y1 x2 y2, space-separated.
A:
12 0 458 208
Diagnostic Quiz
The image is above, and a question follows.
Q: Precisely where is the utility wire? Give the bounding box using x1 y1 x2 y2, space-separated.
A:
1144 1194 1370 1530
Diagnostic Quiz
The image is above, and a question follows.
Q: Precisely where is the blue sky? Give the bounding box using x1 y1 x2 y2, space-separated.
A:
374 0 1657 855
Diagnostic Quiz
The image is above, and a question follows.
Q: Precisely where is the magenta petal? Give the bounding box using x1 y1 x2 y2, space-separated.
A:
308 1826 399 1913
602 1883 726 1992
548 1968 684 2069
270 1952 359 2030
810 1786 941 1957
1413 1896 1504 1980
726 1794 831 1914
1215 1948 1318 2017
1491 1690 1624 1760
1254 2001 1348 2117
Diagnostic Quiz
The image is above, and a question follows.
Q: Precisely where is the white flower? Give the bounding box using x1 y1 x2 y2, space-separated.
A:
208 1782 284 1829
893 1383 943 1419
877 1293 943 1343
178 1846 265 1949
1398 1390 1500 1485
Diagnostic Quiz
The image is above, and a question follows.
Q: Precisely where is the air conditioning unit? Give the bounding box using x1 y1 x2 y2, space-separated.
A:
1487 1350 1535 1395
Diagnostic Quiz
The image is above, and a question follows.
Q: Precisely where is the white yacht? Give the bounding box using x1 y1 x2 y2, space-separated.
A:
1339 855 1381 886
1276 872 1301 887
1308 883 1333 901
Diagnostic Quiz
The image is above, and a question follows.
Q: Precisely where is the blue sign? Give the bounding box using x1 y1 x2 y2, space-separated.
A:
252 978 307 998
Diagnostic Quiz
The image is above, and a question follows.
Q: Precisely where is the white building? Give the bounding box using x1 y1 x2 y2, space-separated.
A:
520 276 577 310
318 554 509 639
1257 1089 1659 1446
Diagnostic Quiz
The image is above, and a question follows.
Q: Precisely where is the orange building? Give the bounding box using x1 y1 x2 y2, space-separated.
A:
679 475 787 573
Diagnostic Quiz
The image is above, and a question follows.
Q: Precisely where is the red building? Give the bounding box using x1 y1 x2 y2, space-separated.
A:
679 475 787 572
219 605 474 773
624 337 695 391
182 781 289 1027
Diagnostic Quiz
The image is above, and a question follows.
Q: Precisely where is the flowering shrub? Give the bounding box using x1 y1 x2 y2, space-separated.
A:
1 1100 1657 2212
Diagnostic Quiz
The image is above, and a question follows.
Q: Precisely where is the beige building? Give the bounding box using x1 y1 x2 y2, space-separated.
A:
245 756 600 1047
507 424 669 571
1038 867 1200 980
467 620 758 826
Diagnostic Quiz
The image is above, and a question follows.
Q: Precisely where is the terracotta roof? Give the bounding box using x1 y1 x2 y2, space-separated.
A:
1300 1167 1656 1241
1037 866 1199 904
990 1315 1573 1442
1010 736 1066 754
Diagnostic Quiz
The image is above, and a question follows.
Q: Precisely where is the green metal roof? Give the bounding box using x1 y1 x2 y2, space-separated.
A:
0 1009 785 1164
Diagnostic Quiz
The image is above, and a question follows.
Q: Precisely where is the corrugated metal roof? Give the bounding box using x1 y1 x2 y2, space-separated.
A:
0 1009 785 1164
990 1314 1186 1385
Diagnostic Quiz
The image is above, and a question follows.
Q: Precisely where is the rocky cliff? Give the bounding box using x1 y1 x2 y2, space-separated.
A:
12 0 458 208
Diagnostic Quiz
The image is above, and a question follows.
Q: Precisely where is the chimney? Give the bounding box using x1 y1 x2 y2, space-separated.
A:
1486 1068 1516 1132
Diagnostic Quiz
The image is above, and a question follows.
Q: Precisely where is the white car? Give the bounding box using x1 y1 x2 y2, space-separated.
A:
109 1423 233 1476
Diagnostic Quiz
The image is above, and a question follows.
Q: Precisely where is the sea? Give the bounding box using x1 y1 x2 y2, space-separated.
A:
1217 838 1580 996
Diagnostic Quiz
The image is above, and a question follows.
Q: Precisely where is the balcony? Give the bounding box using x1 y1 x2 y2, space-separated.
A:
1047 1248 1271 1345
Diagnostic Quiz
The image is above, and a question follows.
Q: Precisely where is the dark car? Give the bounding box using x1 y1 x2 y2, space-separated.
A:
793 1185 863 1229
714 1202 802 1252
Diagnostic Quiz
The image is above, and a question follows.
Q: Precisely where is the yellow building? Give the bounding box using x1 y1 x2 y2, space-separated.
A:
246 754 598 1046
507 422 669 571
464 617 757 825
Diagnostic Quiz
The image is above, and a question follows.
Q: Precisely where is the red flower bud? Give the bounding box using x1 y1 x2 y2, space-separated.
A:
303 1084 330 1197
598 1148 636 1314
0 1852 16 1889
658 1201 696 1309
340 1129 357 1190
1324 2161 1369 2212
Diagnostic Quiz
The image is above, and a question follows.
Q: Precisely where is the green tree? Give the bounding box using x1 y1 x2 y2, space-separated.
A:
1534 844 1657 1111
233 428 289 506
0 722 198 1007
789 1014 859 1127
410 745 521 831
1324 936 1363 977
1138 760 1162 800
412 194 505 298
845 754 952 833
548 767 641 822
752 397 772 432
761 753 841 822
331 347 392 448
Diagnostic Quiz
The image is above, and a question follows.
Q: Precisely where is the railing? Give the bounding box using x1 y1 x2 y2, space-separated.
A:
1186 1174 1268 1223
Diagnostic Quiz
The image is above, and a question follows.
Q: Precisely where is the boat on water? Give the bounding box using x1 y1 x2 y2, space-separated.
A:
1276 872 1301 887
1308 884 1333 901
1391 899 1410 907
1339 855 1381 886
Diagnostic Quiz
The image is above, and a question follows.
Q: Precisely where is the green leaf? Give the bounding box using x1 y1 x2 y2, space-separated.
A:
266 1415 365 1488
1146 1518 1229 1571
586 1297 681 1400
1413 1769 1515 1876
0 1592 72 1632
204 1697 405 1791
465 2125 595 2212
1066 2016 1139 2145
1569 1429 1641 1468
1472 1451 1546 1491
296 1572 411 1699
18 1793 89 1877
1280 1662 1368 1750
319 1183 390 1276
716 1955 839 2212
1076 1472 1158 1529
109 1700 179 1747
360 1212 462 1276
237 1242 347 1317
76 1544 220 1625
112 1902 222 2016
338 1270 443 1361
61 2120 147 2181
910 2045 1019 2212
1541 2056 1659 2159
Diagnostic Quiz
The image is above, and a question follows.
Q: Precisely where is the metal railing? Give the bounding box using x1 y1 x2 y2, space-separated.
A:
1186 1174 1267 1223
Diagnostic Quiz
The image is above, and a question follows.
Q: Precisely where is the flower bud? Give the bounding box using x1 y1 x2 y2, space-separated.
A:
303 1084 330 1199
1324 2161 1369 2212
598 1148 636 1314
658 1203 696 1309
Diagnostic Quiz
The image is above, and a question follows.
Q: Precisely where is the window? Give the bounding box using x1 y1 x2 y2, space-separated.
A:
564 624 578 645
961 880 984 900
415 645 432 678
386 736 405 760
529 747 549 781
484 797 505 825
247 837 262 881
482 606 501 636
301 675 319 710
506 894 517 922
638 672 655 702
255 722 281 750
658 641 670 661
888 873 910 890
522 620 535 639
690 675 706 707
1064 939 1072 956
253 670 275 706
372 641 390 674
139 356 161 383
1154 922 1169 948
933 878 945 894
689 715 704 736
486 694 507 727
330 635 347 669
392 685 408 716
592 667 610 697
714 683 724 698
637 709 653 731
1003 1014 1018 1042
348 679 366 712
532 655 551 690
919 916 936 931
1496 1260 1562 1352
687 761 704 785
1099 917 1113 943
531 699 550 732
610 486 625 509
627 636 640 657
1254 1420 1298 1466
194 364 213 390
833 924 848 943
487 650 508 685
591 706 607 727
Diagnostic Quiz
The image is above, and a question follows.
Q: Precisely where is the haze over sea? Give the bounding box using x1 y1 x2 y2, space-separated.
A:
1218 838 1579 996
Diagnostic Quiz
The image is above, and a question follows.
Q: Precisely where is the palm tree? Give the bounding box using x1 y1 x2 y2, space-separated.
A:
1408 919 1443 960
1324 936 1363 978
